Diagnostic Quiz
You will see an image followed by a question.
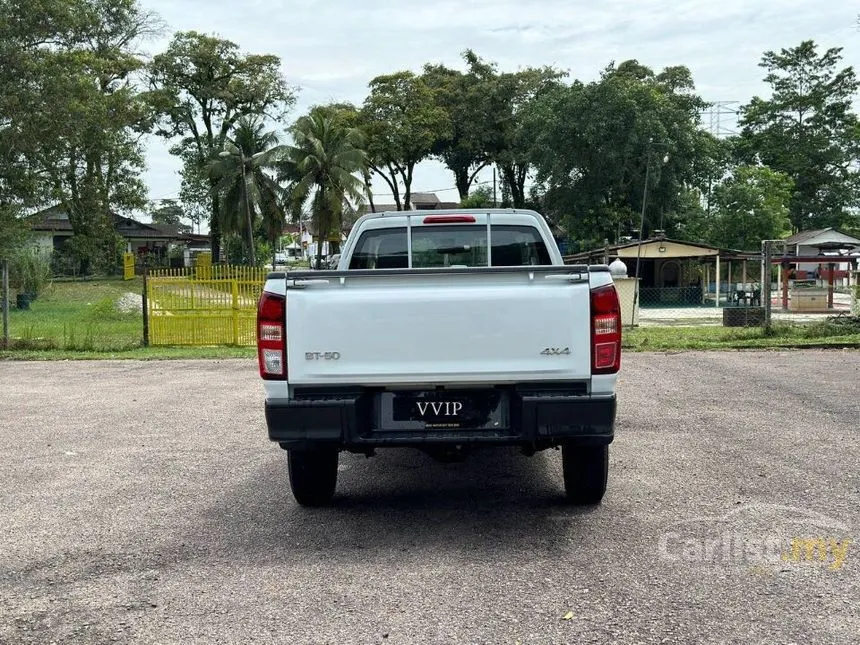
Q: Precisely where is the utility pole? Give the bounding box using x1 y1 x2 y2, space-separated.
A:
2 259 8 349
630 159 652 328
493 167 497 207
762 240 773 330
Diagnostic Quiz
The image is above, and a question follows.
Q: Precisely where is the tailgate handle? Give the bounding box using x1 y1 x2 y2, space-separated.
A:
288 279 332 288
544 273 587 283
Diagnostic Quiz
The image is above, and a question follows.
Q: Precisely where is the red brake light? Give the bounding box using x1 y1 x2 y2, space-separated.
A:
591 284 621 374
423 215 476 224
257 291 287 380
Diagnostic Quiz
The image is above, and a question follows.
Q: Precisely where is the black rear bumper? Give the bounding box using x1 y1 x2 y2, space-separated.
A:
265 385 615 451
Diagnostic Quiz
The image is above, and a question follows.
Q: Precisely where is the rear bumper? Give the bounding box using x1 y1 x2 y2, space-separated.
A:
265 386 615 450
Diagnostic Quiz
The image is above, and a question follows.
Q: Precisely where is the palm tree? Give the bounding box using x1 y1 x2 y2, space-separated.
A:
280 107 367 269
208 118 286 266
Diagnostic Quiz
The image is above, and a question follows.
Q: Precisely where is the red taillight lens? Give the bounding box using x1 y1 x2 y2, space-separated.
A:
591 284 621 374
423 215 476 224
257 291 286 380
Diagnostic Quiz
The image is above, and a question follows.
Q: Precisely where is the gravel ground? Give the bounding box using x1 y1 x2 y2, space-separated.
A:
1 352 858 644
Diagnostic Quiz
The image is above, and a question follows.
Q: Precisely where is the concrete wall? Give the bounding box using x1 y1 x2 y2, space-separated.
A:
614 277 640 327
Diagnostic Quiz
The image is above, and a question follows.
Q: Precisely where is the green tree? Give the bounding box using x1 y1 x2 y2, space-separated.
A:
737 40 860 231
360 71 450 210
422 50 500 200
283 108 367 269
147 31 295 261
459 185 494 208
0 206 32 261
207 118 286 266
149 199 190 233
305 102 376 214
528 60 711 248
1 0 161 274
709 165 793 250
491 64 568 208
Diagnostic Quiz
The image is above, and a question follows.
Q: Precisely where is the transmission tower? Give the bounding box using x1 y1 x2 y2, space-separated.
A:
700 101 741 138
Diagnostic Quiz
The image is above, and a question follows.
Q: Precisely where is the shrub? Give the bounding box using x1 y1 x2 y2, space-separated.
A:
9 248 51 296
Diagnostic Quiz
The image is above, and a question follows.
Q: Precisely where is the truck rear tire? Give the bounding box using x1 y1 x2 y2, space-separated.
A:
562 444 608 505
287 448 339 507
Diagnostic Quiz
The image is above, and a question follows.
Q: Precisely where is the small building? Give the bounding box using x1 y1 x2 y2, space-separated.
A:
563 235 758 308
782 228 860 286
362 191 461 214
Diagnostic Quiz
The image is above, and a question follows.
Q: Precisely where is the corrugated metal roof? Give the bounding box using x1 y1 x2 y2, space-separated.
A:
784 228 832 244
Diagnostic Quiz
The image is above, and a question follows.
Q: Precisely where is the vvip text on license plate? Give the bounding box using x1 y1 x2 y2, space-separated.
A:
379 390 508 430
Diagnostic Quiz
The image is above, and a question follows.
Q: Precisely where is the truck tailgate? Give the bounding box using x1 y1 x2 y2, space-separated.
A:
284 269 592 386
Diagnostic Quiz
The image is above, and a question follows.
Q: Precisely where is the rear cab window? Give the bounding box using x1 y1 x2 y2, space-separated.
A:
348 223 552 270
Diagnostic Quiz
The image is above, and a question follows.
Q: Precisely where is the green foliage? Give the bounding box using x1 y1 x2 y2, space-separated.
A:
422 51 500 199
1 0 158 273
150 199 190 233
709 165 794 250
147 30 296 260
62 227 126 275
282 107 367 267
529 60 710 248
736 40 860 231
0 206 32 260
8 248 51 295
207 117 286 265
459 185 494 209
361 71 450 210
490 63 568 208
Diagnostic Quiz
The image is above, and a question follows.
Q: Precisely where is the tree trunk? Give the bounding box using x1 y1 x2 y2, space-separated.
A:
455 168 470 201
501 164 526 208
402 164 415 211
363 170 376 213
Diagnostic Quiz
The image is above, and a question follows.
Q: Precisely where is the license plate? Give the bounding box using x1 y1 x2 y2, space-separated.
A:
379 390 508 430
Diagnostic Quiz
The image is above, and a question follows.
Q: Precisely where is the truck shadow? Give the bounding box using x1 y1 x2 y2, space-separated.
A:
195 446 604 563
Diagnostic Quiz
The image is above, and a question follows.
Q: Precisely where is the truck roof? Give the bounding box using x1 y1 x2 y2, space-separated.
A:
363 207 542 218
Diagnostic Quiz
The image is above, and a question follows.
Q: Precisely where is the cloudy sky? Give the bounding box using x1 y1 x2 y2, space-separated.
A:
140 0 859 213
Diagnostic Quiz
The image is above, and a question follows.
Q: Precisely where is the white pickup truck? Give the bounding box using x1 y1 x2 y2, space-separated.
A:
256 209 621 506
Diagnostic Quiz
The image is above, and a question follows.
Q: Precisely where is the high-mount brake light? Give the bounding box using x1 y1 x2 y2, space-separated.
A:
422 215 476 224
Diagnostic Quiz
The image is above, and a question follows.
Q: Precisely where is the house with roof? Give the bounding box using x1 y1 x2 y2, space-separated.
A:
362 191 461 214
563 233 758 307
28 204 205 272
781 228 860 285
31 204 184 255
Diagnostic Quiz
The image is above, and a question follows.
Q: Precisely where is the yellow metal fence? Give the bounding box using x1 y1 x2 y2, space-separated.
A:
146 265 268 346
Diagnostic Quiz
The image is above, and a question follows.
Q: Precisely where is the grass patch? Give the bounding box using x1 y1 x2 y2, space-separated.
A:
624 319 860 351
0 346 256 361
2 278 260 360
5 278 145 351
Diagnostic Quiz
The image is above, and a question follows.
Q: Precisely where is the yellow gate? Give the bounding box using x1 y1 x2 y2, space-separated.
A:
123 252 135 280
146 265 267 346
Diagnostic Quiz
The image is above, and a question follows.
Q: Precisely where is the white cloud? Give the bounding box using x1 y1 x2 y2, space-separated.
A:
139 0 860 207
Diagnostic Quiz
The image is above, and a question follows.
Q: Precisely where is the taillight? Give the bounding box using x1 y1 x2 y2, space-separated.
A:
591 284 621 374
257 291 286 380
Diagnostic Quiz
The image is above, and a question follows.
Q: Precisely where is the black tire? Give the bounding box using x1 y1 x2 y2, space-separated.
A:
287 448 339 507
562 444 608 505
